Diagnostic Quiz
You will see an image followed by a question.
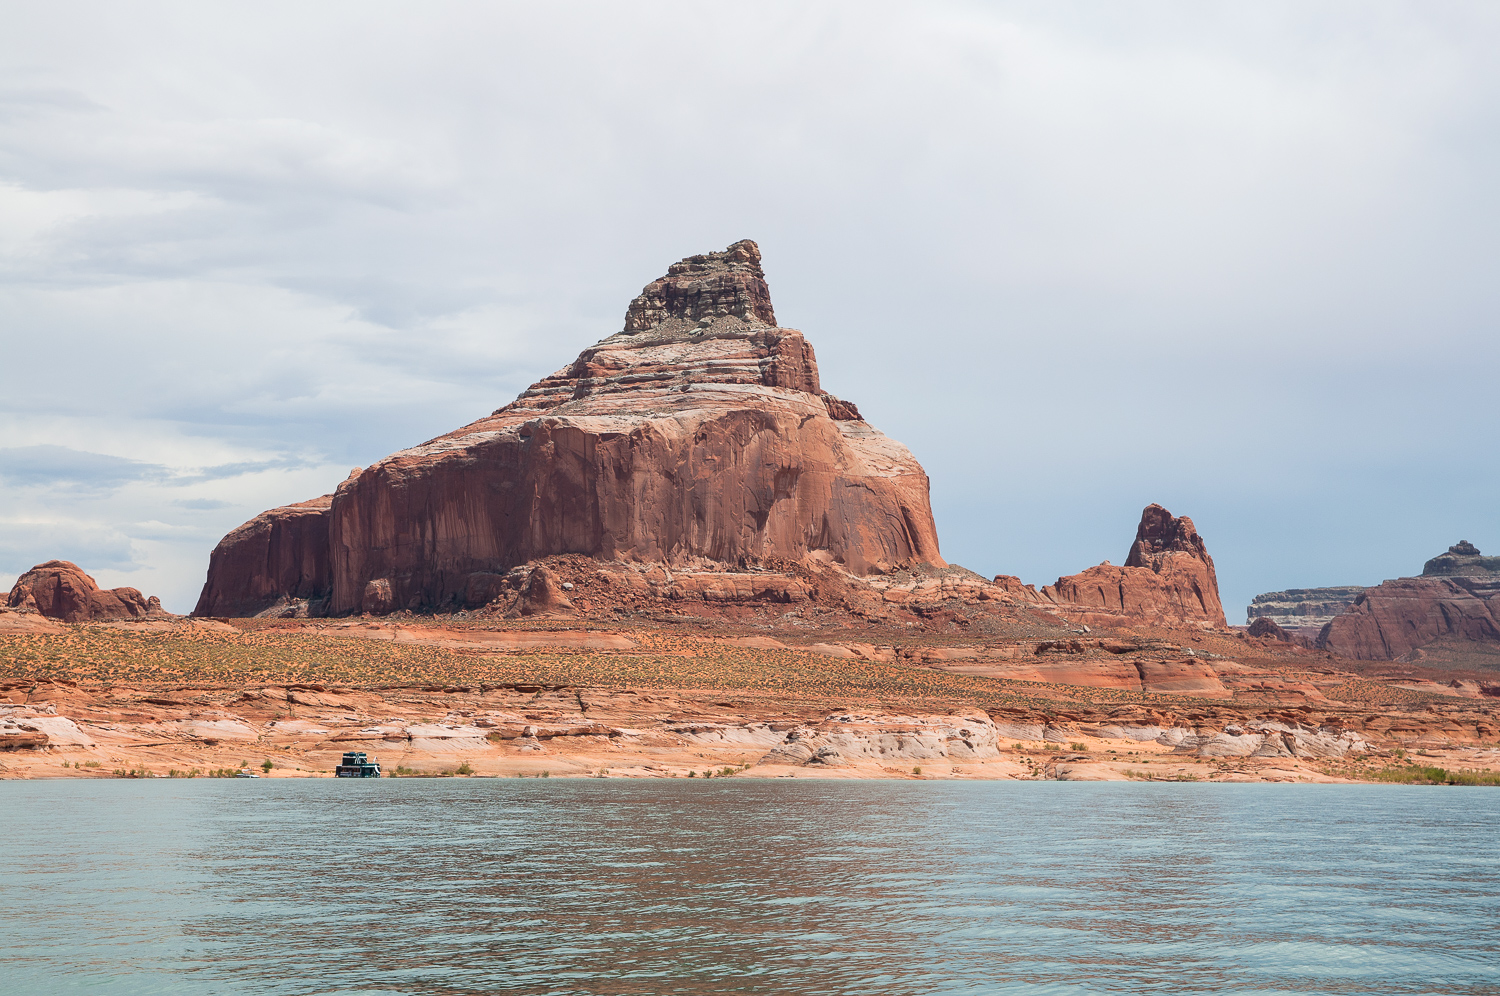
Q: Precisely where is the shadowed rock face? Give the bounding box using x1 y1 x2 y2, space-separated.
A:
6 561 164 622
195 240 944 617
192 496 333 617
1039 504 1227 628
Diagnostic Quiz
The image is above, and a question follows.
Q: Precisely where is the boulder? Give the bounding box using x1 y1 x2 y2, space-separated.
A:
1039 504 1226 627
196 240 944 617
5 561 166 623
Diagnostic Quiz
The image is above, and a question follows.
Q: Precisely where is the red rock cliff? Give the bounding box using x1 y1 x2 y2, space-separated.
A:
1318 575 1500 661
196 240 944 616
191 495 333 617
7 561 165 622
1040 504 1227 628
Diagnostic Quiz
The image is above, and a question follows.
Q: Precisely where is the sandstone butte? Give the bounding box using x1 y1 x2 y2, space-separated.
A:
194 240 946 619
1022 504 1228 629
5 561 166 624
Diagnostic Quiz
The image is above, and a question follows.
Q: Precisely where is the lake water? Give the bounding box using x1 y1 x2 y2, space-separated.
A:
2 780 1497 996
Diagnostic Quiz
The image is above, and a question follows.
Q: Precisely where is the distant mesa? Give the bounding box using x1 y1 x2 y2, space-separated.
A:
194 240 945 618
1423 540 1500 577
1035 504 1227 628
1244 587 1365 630
6 561 168 623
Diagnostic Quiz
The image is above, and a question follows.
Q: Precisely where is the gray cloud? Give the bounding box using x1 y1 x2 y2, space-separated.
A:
0 445 169 493
1 1 1497 617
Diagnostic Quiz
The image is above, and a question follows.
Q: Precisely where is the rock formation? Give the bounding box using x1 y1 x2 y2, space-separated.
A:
1423 540 1500 577
1318 576 1500 662
1245 587 1365 629
6 561 166 623
1038 504 1227 628
193 495 333 617
195 240 945 617
1247 617 1291 641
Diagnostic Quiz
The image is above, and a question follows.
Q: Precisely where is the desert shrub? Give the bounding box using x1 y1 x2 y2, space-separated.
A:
1368 765 1500 786
456 761 474 775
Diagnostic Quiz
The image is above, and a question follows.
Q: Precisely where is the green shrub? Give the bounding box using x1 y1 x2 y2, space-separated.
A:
912 766 922 776
455 761 474 775
1367 765 1500 786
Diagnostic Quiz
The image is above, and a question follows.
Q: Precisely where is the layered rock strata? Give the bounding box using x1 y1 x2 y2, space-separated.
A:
1423 541 1500 577
1318 576 1500 662
6 561 166 623
1245 587 1365 629
196 241 944 617
1037 504 1227 628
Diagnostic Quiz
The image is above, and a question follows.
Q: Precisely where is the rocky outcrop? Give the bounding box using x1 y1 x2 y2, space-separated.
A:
1423 541 1500 577
1247 617 1291 641
1245 587 1365 629
5 561 166 623
192 495 333 617
1318 576 1500 661
196 241 944 617
1038 504 1227 628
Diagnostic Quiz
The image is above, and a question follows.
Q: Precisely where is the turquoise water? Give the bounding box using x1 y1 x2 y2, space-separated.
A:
1 781 1497 995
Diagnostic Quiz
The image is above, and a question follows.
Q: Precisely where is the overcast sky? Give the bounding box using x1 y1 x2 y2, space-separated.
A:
2 1 1496 617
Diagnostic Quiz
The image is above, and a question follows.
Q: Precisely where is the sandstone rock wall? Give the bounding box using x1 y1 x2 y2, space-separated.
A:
192 496 333 617
1318 576 1500 661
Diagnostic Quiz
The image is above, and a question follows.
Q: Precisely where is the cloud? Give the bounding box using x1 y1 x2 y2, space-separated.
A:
173 498 232 510
0 445 169 493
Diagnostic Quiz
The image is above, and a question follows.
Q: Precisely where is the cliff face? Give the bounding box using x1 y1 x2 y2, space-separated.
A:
196 241 944 617
192 496 333 617
1246 587 1365 629
1318 576 1500 662
1039 504 1227 628
6 561 165 623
